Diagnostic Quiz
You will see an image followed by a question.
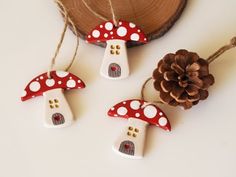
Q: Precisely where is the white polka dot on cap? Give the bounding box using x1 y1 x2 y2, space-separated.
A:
117 27 127 37
56 71 69 78
143 105 157 118
130 33 140 41
29 81 41 92
105 22 113 30
130 100 140 110
66 80 76 88
158 117 168 126
117 107 128 116
92 30 100 38
104 33 108 38
129 23 136 28
45 79 55 87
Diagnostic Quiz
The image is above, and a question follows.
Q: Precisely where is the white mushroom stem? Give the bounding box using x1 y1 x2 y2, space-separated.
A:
43 88 73 128
113 118 149 159
100 39 129 79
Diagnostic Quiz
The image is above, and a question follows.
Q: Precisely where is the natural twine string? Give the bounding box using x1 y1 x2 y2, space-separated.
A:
141 77 163 106
47 0 80 78
141 36 236 104
81 0 118 26
207 36 236 63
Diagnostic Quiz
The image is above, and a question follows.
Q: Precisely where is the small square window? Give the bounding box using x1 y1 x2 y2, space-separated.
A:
110 50 114 54
128 126 133 130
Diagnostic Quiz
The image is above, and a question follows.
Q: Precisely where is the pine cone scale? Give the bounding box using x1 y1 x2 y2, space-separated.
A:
160 91 174 104
170 86 185 100
171 63 184 74
163 71 178 81
185 85 199 96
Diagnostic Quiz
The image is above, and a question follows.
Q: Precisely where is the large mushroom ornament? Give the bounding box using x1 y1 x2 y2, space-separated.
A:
108 99 171 159
87 20 147 79
21 71 85 128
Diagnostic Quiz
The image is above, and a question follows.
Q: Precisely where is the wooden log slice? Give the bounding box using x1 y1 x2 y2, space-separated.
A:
57 0 187 47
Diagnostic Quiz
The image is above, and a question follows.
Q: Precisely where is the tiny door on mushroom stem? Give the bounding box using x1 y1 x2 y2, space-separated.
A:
113 118 148 159
119 140 135 155
43 88 73 128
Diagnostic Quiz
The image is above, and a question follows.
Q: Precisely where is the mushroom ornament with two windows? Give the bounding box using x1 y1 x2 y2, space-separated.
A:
107 36 236 159
108 99 170 159
21 71 85 128
87 20 147 80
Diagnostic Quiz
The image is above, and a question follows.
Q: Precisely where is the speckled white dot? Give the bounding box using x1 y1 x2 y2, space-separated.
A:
40 76 44 80
58 81 62 84
92 30 100 38
56 71 69 78
46 79 55 87
105 22 113 30
129 23 136 28
158 117 168 126
130 33 140 41
130 100 140 110
29 81 41 92
117 107 128 116
144 105 157 118
117 27 127 37
104 33 108 38
66 80 76 88
135 113 140 117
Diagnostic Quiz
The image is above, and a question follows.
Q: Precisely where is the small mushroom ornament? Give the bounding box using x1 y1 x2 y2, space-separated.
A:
21 71 85 128
108 99 171 159
87 20 147 80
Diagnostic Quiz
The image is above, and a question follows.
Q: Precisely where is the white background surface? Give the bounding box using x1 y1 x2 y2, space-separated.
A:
0 0 236 177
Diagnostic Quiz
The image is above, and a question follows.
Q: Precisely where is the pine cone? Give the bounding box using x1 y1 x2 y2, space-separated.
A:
153 49 215 109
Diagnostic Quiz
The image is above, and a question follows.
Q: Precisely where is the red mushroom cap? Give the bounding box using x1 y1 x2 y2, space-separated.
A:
86 20 147 43
21 71 85 101
108 99 171 131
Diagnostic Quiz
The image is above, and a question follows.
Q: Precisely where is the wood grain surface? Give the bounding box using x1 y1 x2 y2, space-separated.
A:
57 0 187 47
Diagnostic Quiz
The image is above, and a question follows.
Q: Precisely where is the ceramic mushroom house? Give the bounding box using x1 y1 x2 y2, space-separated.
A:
87 20 147 79
21 71 85 128
108 99 171 159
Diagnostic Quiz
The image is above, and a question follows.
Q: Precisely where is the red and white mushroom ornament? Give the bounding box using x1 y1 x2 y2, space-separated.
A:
87 20 147 80
108 99 171 159
21 71 85 128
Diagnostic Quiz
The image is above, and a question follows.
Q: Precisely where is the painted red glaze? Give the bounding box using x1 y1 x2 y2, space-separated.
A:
86 20 147 43
21 71 85 101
